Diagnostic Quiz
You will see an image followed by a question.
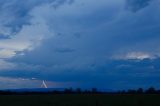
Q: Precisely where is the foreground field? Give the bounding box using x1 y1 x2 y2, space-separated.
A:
0 94 160 106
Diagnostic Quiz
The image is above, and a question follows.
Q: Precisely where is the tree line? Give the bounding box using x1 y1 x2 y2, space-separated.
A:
0 87 160 95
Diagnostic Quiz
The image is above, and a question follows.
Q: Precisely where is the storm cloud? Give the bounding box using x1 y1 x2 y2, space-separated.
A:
0 0 160 89
126 0 152 12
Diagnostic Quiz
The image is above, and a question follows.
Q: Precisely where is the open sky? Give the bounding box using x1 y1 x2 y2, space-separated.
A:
0 0 160 90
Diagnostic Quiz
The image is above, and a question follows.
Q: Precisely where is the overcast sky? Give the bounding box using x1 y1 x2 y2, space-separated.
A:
0 0 160 90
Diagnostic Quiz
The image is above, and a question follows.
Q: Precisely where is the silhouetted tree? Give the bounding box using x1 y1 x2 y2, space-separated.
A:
92 88 98 93
127 89 136 94
64 88 73 93
84 90 91 94
76 88 82 93
137 88 143 94
121 90 126 94
146 87 156 94
157 90 160 94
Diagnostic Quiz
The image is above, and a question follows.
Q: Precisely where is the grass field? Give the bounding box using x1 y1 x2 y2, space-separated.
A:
0 94 160 106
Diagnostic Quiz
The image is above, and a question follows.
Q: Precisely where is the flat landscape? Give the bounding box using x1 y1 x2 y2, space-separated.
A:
0 94 160 106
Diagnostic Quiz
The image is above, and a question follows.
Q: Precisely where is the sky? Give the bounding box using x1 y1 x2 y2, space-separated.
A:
0 0 160 90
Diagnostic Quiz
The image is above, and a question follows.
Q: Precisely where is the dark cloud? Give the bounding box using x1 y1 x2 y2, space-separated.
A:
2 58 160 89
54 48 75 53
52 0 74 9
0 34 10 39
0 0 73 34
73 32 82 38
68 0 74 4
0 0 49 33
1 0 160 89
126 0 152 12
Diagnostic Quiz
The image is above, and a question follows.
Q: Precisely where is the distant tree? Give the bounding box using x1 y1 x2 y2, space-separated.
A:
146 87 156 94
84 90 91 94
92 88 98 93
157 90 160 94
64 88 73 93
120 90 126 94
137 88 143 94
76 88 82 93
127 89 136 94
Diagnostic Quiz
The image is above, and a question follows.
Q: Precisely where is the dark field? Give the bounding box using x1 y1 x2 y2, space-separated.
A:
0 94 160 106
